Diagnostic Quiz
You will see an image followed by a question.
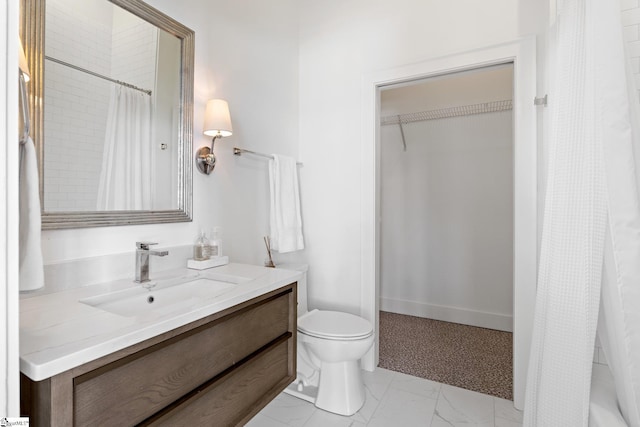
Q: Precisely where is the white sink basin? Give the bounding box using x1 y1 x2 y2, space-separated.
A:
80 277 237 317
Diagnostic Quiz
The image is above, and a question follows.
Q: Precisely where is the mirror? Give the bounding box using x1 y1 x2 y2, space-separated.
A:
20 0 194 229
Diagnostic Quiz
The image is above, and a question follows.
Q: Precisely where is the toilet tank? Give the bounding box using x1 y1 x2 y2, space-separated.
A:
276 264 308 315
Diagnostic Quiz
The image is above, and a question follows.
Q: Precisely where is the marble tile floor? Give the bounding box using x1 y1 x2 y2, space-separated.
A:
248 368 523 427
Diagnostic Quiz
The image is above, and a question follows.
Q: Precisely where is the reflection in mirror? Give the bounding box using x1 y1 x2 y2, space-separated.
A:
44 0 181 212
21 0 194 228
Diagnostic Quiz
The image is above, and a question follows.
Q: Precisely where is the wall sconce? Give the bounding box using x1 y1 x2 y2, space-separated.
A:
196 99 233 174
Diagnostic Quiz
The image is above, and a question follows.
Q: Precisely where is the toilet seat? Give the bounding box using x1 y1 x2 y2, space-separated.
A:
298 309 373 340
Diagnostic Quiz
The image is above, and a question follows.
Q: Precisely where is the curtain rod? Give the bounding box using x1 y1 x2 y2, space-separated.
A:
233 147 303 165
45 56 152 95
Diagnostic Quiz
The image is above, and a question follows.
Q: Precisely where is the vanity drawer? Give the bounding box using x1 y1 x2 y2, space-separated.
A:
73 291 291 427
147 337 292 427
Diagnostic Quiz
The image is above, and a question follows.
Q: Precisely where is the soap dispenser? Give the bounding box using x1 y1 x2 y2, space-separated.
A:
194 230 210 261
209 226 222 257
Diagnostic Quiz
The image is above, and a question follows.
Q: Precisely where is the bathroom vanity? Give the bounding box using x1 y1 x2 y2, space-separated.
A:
19 264 299 426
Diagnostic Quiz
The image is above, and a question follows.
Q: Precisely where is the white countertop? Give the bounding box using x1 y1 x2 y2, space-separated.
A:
20 263 302 381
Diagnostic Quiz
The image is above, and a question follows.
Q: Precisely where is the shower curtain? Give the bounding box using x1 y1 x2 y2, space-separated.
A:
595 0 640 423
524 0 640 426
96 85 152 210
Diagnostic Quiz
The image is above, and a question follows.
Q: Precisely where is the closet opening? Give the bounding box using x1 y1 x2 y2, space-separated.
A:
378 63 515 400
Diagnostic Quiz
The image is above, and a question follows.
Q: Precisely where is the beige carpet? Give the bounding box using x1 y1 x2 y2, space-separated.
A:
379 311 513 400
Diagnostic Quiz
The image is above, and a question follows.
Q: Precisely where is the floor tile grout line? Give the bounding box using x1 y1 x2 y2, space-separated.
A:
493 396 497 427
371 374 443 426
363 369 400 425
299 407 318 427
261 393 317 427
259 407 288 425
429 386 443 426
362 384 385 424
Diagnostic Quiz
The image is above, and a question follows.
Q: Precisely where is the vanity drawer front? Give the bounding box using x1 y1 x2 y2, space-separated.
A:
148 338 292 427
73 291 291 427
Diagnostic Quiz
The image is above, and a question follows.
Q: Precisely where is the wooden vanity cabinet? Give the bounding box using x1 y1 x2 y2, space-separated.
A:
21 283 297 427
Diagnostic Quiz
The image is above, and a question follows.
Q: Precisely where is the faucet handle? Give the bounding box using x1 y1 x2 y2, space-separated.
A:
136 242 158 250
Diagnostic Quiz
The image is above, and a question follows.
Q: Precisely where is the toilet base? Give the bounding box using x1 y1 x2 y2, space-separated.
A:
315 360 365 416
284 380 317 403
284 363 366 417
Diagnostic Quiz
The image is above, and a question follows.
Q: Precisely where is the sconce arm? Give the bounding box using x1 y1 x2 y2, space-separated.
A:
210 133 221 152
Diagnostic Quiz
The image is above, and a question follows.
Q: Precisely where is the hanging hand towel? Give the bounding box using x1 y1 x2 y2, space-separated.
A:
269 154 304 253
19 136 44 291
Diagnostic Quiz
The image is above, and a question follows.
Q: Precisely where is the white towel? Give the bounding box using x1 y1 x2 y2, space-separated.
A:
269 154 304 253
19 137 44 292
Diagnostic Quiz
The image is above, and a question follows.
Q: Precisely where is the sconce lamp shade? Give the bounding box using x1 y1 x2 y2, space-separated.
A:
203 99 232 137
19 38 30 82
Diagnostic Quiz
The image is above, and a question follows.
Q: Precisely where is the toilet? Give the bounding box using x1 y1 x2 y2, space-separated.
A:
279 265 374 416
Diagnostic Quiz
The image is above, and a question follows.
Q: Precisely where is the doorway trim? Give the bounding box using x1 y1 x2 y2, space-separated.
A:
359 38 537 410
1 0 22 414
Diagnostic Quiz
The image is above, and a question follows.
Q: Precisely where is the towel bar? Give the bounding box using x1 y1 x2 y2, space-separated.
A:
233 147 303 165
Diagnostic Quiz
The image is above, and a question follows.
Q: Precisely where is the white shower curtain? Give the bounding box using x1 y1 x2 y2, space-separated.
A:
97 85 152 210
595 0 640 424
524 0 640 425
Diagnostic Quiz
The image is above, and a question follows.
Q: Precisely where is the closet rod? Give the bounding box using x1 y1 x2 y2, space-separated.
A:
381 99 512 126
45 56 152 95
233 147 303 165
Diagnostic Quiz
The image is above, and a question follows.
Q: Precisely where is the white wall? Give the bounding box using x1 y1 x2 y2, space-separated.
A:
380 111 514 331
110 7 157 91
379 67 514 331
40 0 301 273
38 0 548 304
6 0 550 411
298 0 549 315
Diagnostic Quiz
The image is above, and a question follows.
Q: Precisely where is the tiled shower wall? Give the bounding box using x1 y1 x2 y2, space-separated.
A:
110 6 157 94
44 0 112 211
43 0 157 212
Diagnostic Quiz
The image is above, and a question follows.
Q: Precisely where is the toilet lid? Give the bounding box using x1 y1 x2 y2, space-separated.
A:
298 310 373 340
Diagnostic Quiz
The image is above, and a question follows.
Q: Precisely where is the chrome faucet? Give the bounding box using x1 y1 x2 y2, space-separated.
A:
135 242 169 283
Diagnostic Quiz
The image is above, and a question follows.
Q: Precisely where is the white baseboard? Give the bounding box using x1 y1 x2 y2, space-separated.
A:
380 297 513 332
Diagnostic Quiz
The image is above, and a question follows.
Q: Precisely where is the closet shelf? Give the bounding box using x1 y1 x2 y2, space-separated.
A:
381 99 513 126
